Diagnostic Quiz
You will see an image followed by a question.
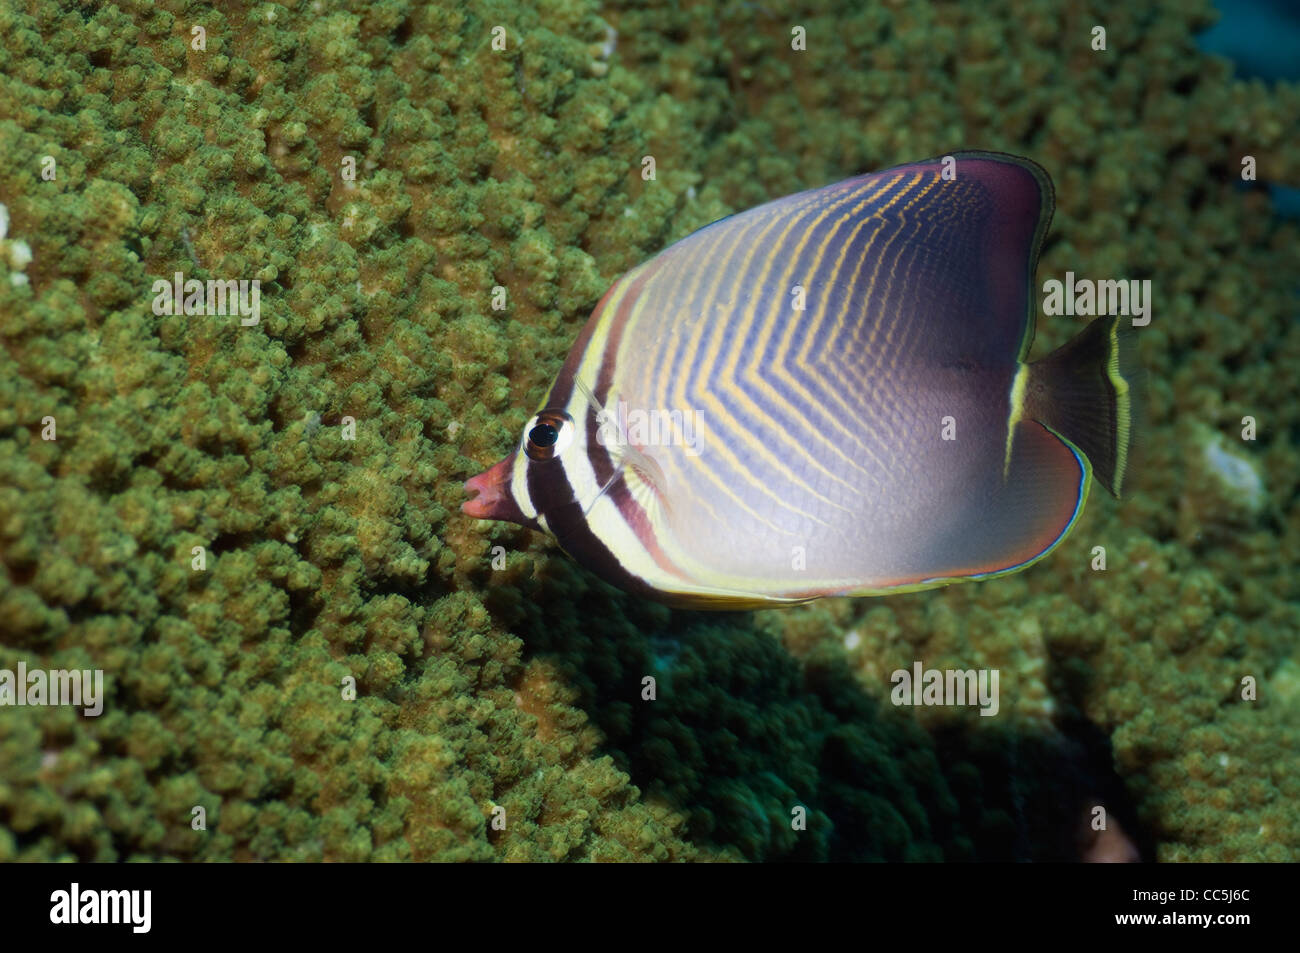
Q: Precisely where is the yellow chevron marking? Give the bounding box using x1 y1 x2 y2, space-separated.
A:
764 181 904 478
656 218 812 534
865 188 974 380
816 175 949 456
655 196 840 528
736 185 883 492
798 173 932 432
787 183 907 446
844 196 965 428
856 173 941 362
698 193 856 516
613 213 812 536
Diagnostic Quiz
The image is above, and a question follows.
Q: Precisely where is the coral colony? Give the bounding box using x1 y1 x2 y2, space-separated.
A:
0 1 1296 864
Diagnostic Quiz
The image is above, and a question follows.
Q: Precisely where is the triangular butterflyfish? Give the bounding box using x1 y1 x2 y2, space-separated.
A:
464 152 1139 610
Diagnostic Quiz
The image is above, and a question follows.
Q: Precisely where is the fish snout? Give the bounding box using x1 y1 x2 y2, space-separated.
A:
462 453 530 525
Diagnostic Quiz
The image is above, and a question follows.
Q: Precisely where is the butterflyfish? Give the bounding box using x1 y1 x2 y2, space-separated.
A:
463 152 1138 609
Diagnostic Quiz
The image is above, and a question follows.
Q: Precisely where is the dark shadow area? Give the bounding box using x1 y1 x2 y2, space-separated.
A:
483 562 1151 862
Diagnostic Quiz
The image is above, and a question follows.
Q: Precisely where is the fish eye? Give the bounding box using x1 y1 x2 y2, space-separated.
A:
529 423 558 447
524 409 573 461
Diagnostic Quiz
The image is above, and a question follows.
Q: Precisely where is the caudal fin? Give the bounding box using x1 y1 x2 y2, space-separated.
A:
1024 316 1141 497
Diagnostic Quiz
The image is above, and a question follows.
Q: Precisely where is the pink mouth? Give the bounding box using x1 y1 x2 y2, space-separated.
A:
462 454 530 525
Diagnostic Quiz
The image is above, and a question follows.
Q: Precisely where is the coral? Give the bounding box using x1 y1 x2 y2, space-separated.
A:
0 0 716 863
1 0 1298 862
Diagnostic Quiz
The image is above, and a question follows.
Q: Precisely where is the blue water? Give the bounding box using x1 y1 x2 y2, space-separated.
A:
1199 1 1300 218
1198 0 1300 81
